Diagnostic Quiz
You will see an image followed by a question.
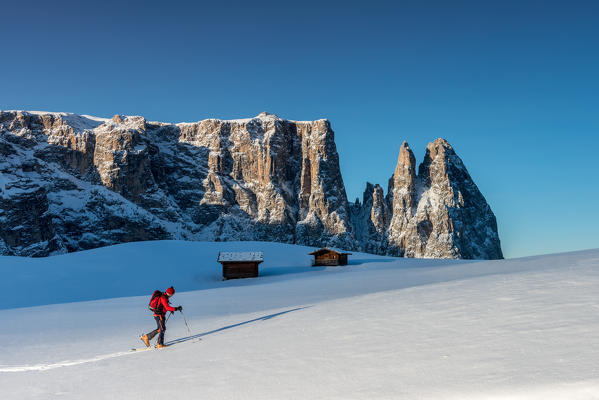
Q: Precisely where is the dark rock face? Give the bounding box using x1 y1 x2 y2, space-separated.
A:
349 183 389 255
0 110 502 259
0 187 58 256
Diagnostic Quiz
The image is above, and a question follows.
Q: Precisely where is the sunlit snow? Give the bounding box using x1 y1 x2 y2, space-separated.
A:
1 241 598 399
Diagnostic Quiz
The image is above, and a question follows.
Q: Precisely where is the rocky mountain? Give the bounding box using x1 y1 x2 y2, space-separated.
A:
350 140 503 259
0 110 502 259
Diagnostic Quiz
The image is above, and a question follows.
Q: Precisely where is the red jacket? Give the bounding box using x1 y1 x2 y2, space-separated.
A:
154 294 176 316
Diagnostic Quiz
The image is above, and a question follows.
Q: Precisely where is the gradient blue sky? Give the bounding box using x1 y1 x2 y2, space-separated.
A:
2 0 597 258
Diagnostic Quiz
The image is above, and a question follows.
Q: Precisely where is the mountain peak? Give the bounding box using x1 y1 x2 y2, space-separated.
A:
256 111 279 119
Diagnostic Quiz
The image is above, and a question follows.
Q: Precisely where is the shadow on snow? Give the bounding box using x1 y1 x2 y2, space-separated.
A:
166 307 309 346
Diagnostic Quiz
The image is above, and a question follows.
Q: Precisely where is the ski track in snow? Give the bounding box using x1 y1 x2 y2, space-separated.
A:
0 344 176 372
0 350 137 372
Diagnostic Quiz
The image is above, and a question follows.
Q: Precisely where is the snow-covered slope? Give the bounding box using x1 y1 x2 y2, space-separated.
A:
1 242 598 399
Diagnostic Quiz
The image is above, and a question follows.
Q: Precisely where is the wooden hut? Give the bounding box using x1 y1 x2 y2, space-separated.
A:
309 248 351 266
218 252 263 280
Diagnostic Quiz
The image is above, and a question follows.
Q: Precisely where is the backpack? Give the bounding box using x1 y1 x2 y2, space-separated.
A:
149 290 163 313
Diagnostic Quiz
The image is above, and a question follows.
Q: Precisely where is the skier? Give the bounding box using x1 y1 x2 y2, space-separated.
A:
141 286 182 348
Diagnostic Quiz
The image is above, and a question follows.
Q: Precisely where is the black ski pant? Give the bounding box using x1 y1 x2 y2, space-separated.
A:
146 314 167 345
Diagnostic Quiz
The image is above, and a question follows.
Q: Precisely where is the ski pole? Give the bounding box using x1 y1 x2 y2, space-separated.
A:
180 310 202 342
180 310 193 337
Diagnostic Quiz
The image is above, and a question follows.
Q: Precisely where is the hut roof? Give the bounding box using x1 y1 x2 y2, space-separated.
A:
218 252 264 262
308 248 352 256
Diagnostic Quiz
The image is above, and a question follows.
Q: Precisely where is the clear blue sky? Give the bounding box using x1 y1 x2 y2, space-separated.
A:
2 0 597 258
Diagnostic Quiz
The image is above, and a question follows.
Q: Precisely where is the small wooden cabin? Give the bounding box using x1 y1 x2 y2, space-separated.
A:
309 248 351 266
218 252 264 280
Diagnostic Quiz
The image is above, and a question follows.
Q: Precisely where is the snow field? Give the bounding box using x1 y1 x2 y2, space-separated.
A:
1 241 598 399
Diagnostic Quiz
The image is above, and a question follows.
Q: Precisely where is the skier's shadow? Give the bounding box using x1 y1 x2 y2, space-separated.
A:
166 306 309 346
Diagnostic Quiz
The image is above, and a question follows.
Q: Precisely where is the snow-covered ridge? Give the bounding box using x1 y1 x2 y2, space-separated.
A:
4 110 328 126
174 111 329 125
3 110 109 133
3 110 110 122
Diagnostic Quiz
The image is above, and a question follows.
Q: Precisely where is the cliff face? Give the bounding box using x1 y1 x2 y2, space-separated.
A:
0 111 353 256
0 110 501 259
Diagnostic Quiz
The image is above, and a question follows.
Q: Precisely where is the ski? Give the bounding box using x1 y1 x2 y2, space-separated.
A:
130 347 155 352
